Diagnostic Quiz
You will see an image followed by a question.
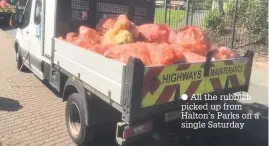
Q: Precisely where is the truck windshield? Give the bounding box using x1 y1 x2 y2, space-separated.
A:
18 0 26 7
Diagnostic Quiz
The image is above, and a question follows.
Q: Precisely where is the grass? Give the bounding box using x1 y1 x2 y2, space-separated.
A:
154 8 186 29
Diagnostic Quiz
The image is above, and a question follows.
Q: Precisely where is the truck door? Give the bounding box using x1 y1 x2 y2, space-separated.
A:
28 0 43 73
18 0 32 59
30 0 42 57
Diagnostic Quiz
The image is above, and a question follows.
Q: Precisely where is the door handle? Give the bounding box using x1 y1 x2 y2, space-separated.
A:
26 31 29 34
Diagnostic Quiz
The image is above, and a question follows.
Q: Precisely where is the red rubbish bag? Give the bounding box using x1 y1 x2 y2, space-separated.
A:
212 46 240 60
73 39 92 49
175 25 212 56
104 42 152 65
138 24 171 43
0 0 8 8
168 29 178 43
170 43 185 60
66 32 78 43
109 14 139 40
96 16 117 36
78 26 100 44
147 43 179 65
182 51 206 63
90 44 109 55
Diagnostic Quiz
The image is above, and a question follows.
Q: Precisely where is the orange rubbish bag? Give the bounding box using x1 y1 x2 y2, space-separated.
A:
182 51 206 63
212 46 240 60
78 26 100 44
175 25 212 56
147 43 179 65
90 44 109 55
104 42 152 65
112 15 139 39
0 0 8 8
138 24 171 43
73 39 93 49
66 32 78 43
168 29 178 43
96 16 117 36
73 40 108 54
170 43 185 60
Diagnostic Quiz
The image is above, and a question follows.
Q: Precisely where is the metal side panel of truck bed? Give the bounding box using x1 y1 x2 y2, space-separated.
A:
0 7 15 13
53 38 125 106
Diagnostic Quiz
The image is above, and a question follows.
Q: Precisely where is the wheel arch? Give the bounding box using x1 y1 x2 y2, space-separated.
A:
63 78 89 126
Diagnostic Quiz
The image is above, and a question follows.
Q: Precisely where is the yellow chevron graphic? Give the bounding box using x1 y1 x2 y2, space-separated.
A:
141 58 250 108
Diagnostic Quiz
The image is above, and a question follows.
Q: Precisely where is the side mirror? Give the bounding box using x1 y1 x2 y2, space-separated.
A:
10 14 19 28
10 13 23 28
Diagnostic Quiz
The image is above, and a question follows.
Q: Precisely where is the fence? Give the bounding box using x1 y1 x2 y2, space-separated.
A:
154 0 268 56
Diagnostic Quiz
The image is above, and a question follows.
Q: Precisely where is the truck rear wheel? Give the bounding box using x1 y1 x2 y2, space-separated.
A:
66 93 93 146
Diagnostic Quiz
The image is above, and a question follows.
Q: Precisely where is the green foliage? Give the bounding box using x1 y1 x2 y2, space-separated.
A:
154 8 185 29
205 0 268 45
204 9 224 30
238 0 268 44
191 0 212 10
223 0 234 13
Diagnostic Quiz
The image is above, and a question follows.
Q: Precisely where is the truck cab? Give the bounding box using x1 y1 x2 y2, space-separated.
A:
13 0 44 79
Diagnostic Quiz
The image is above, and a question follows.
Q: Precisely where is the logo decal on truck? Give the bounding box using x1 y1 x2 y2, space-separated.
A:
162 70 202 84
209 65 243 76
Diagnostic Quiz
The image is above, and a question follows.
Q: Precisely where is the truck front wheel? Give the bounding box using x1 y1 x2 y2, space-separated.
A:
66 93 93 146
16 51 27 71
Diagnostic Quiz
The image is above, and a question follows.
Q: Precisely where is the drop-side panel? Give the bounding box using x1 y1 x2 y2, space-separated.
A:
53 38 125 104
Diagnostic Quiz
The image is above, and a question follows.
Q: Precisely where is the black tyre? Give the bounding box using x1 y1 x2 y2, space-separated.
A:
66 93 93 146
16 51 27 72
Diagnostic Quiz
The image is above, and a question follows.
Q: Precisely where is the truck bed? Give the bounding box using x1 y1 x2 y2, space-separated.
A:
53 38 254 125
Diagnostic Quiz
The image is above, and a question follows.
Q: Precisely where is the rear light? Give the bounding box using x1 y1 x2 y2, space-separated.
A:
123 126 135 139
123 121 153 139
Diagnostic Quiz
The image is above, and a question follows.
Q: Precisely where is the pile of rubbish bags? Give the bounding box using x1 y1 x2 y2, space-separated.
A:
0 0 10 8
59 14 240 66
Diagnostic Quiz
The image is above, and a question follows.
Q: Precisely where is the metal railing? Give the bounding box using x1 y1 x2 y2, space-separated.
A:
154 0 268 56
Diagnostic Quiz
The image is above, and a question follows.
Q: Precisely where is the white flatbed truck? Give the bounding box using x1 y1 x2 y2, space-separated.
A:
10 0 254 145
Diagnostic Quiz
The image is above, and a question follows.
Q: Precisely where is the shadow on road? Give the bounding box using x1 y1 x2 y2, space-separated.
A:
88 101 268 146
193 101 269 146
0 97 23 112
127 101 269 146
233 102 268 146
